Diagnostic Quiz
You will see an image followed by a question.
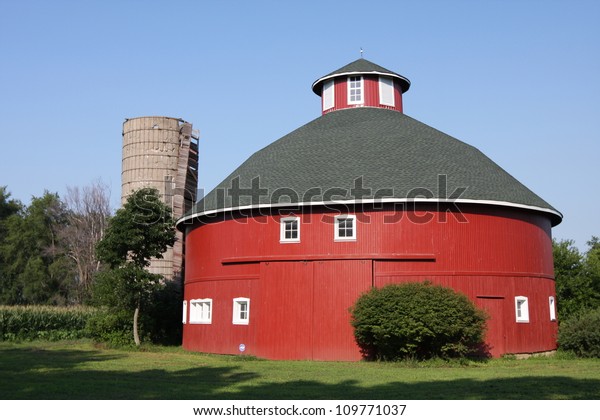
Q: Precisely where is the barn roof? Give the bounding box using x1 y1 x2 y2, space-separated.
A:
312 58 411 95
178 107 562 227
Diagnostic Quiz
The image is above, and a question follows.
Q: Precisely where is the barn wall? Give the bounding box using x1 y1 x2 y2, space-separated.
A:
183 204 556 360
323 76 403 114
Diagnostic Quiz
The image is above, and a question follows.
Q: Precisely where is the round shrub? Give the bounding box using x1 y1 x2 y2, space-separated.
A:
558 307 600 358
350 282 489 360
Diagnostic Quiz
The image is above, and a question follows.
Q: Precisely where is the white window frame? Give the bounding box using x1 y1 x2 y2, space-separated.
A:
280 216 300 243
379 76 395 106
334 214 357 241
549 296 557 321
189 298 212 324
347 76 364 104
515 296 529 323
232 297 250 325
182 300 188 324
323 79 335 110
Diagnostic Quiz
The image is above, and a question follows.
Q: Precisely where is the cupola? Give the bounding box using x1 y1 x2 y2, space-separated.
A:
311 58 411 115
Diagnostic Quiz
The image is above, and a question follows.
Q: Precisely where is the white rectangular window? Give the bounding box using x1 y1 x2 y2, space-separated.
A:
348 76 363 104
334 215 357 241
323 80 335 110
515 296 529 323
379 77 395 106
233 297 250 325
549 296 557 321
280 216 300 243
189 298 212 324
182 300 188 324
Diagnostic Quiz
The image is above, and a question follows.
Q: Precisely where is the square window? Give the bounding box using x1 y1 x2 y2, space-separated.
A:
515 296 529 323
189 299 212 324
280 216 300 243
233 298 250 325
334 215 357 241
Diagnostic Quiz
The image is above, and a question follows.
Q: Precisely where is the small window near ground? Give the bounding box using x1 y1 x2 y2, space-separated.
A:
280 216 300 243
323 80 335 110
233 297 250 325
379 77 395 106
335 215 357 241
348 76 363 104
189 298 212 324
549 296 557 321
182 300 188 324
515 296 529 323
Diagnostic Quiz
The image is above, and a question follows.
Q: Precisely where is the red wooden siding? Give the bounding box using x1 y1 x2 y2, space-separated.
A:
183 204 557 360
322 76 403 114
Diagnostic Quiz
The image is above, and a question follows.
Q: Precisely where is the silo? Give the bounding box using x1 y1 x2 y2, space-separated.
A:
121 116 199 280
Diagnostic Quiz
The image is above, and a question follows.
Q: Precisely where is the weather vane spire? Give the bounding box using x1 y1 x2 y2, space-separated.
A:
360 47 364 58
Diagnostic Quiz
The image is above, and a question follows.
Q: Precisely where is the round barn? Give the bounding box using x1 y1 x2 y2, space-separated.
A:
177 58 562 360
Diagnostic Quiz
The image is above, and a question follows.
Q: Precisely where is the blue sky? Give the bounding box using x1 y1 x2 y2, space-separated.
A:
1 0 598 250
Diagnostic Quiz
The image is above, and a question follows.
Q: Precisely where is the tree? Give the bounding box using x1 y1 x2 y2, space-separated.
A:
0 191 74 305
59 180 111 303
95 188 176 346
553 238 600 320
0 187 23 302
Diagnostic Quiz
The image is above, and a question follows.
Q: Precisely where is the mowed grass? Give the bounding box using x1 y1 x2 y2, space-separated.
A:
1 340 599 400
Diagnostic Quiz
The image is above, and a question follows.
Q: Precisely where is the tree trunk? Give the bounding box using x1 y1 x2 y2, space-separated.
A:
133 304 141 346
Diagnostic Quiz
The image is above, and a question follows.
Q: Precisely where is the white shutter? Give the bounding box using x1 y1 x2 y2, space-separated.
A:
379 77 395 106
323 80 334 110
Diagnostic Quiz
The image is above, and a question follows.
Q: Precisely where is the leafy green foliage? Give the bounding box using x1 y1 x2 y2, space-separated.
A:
0 191 75 305
93 188 176 346
553 238 600 320
558 307 600 358
96 188 176 269
0 305 98 341
85 308 134 346
350 282 489 360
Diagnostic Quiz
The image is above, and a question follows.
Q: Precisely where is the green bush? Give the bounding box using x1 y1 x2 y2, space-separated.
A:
86 278 183 347
0 305 98 341
350 282 489 360
558 307 600 358
85 308 134 347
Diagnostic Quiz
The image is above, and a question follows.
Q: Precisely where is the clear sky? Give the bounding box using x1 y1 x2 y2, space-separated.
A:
1 0 598 251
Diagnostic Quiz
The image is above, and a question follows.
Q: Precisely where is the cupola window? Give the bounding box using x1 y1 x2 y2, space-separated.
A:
323 80 335 110
348 76 363 104
379 77 395 106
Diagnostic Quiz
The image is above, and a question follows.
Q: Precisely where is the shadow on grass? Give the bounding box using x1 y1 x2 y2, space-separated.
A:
1 345 599 400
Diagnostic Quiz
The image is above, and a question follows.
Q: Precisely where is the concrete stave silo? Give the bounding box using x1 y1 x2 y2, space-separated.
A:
122 116 198 280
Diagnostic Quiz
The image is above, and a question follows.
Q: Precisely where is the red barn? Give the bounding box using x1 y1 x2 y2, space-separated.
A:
177 59 562 360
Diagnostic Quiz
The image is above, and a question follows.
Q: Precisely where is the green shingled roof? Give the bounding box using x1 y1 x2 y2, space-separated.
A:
179 107 561 227
312 58 411 94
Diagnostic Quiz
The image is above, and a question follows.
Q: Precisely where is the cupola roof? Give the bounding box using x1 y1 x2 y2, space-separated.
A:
312 58 411 96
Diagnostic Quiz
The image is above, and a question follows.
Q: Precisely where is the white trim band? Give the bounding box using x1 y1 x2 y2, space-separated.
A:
177 197 563 227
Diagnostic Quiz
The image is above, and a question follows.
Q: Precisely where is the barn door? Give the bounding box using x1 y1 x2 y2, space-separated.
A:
477 297 506 357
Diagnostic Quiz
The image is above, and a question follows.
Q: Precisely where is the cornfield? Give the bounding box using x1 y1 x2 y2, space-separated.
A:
0 305 99 341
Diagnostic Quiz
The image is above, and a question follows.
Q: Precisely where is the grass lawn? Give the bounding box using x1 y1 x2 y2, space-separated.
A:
1 340 599 399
